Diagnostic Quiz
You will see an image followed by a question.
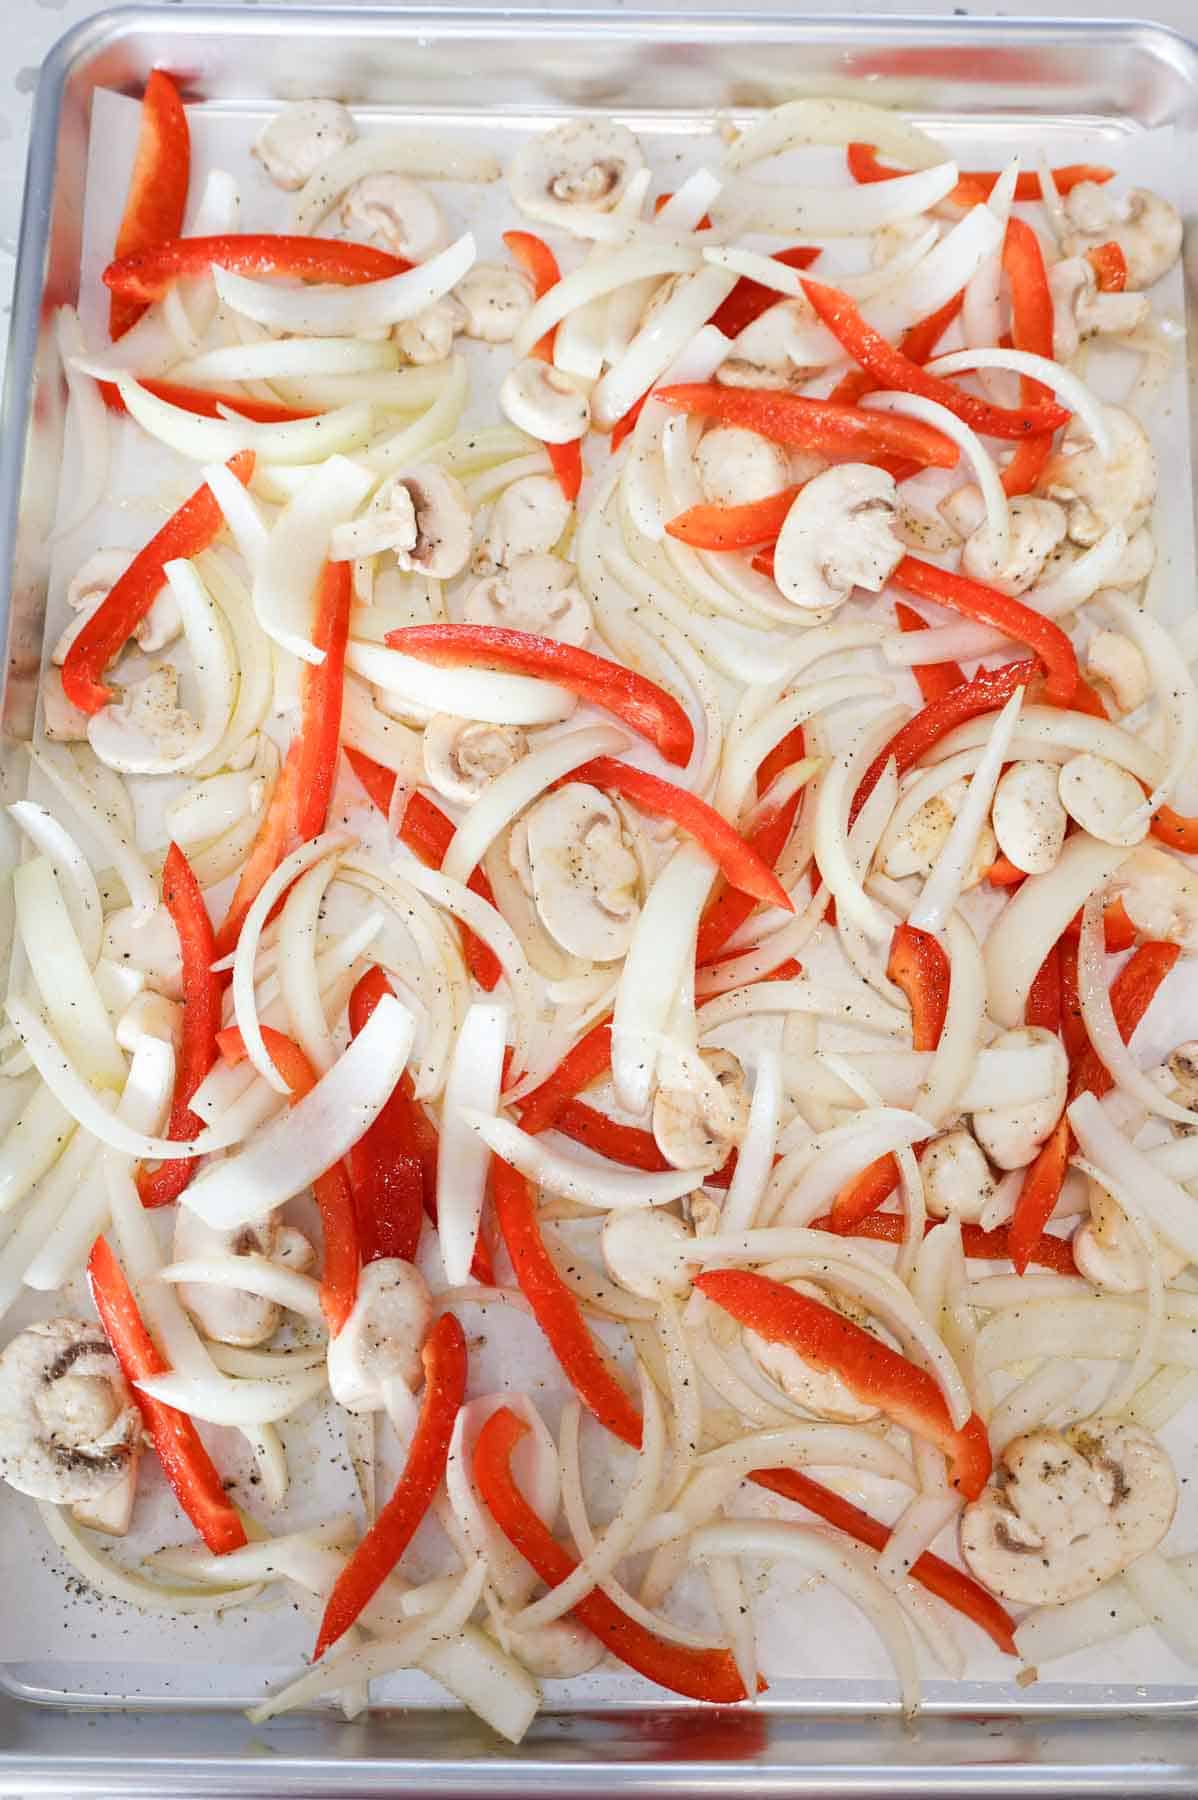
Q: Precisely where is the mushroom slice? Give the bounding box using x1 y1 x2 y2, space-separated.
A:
960 496 1067 597
53 550 181 667
453 262 536 343
499 359 590 444
41 667 90 743
922 1129 996 1223
1112 846 1198 953
1058 753 1148 849
1048 255 1150 363
252 99 357 192
172 1205 301 1349
1061 182 1183 290
716 301 814 392
1040 404 1157 547
653 1049 749 1172
744 1280 879 1424
960 1421 1178 1605
992 760 1068 875
461 553 592 646
88 664 203 775
422 713 526 807
601 1209 696 1301
879 781 996 888
326 1258 433 1415
695 426 792 508
340 173 446 262
972 1026 1068 1171
477 474 572 569
394 296 467 365
511 782 641 962
388 464 473 579
0 1319 141 1504
1073 1178 1187 1292
508 119 645 229
773 464 902 611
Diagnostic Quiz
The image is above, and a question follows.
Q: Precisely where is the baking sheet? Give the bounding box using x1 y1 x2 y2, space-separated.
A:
1 81 1197 1719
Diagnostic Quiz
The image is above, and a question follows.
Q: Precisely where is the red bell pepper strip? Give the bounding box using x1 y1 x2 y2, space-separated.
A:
652 384 959 469
313 1311 466 1657
827 291 966 407
100 377 315 424
830 1152 903 1231
887 923 950 1052
1025 941 1062 1033
546 438 584 503
814 1208 1079 1276
851 658 1032 828
293 561 350 842
609 395 649 454
846 143 1113 208
62 451 254 715
475 1406 754 1701
750 1466 1016 1656
345 967 425 1264
802 279 1068 440
986 855 1027 889
665 487 800 551
1062 896 1138 954
568 757 793 911
548 1100 738 1187
695 1269 992 1499
217 1025 360 1332
503 229 561 361
1007 1117 1072 1280
213 738 299 961
1000 219 1057 498
1086 241 1127 293
491 1158 643 1448
1151 803 1198 855
1059 934 1087 1065
518 1019 613 1135
386 625 695 768
104 233 409 305
709 245 822 339
109 71 190 341
893 556 1077 706
87 1236 246 1553
695 790 804 967
343 748 502 990
894 600 965 703
136 844 221 1209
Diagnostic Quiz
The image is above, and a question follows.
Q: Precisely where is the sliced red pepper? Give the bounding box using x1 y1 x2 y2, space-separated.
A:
313 1312 466 1657
547 1099 737 1188
829 1152 903 1231
293 561 350 842
100 377 315 424
827 292 966 407
893 556 1077 706
750 1466 1016 1656
87 1236 246 1553
887 923 950 1052
697 1270 990 1498
814 1209 1078 1276
802 279 1068 440
851 658 1032 828
343 748 502 991
696 740 808 967
1062 896 1138 954
345 967 425 1264
665 487 799 551
104 233 410 305
709 245 822 339
1086 241 1128 293
490 1158 642 1448
136 844 221 1209
217 1025 359 1332
1000 219 1057 498
653 384 959 469
474 1406 753 1701
109 71 190 341
1151 803 1198 855
756 723 808 797
386 625 694 768
503 229 561 361
1059 934 1086 1064
846 144 1113 209
568 757 792 911
609 395 649 454
986 855 1027 889
1007 1116 1072 1280
1025 941 1062 1033
893 600 965 704
518 1019 613 1135
547 437 584 503
213 738 299 961
62 451 254 715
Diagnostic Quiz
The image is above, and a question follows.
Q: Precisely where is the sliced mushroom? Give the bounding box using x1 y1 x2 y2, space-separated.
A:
1040 405 1157 547
499 359 590 444
1073 1178 1187 1292
961 495 1068 597
744 1280 878 1423
385 465 473 578
879 781 997 887
510 782 640 962
502 1617 606 1679
1061 183 1183 290
452 263 536 344
972 1027 1069 1171
922 1129 996 1223
1057 753 1148 848
1104 527 1156 591
601 1208 695 1301
992 760 1068 875
960 1420 1177 1605
339 174 445 261
0 1319 141 1503
394 296 467 365
72 1452 141 1537
508 119 645 228
773 464 902 611
716 301 813 392
88 665 202 775
1048 256 1150 364
653 1049 749 1172
52 550 180 667
1112 845 1198 953
421 714 526 806
477 474 572 569
694 426 792 508
252 99 357 191
326 1258 433 1415
461 553 591 646
173 1206 313 1349
1085 628 1150 715
41 667 90 742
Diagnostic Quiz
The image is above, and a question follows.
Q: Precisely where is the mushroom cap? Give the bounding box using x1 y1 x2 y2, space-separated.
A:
252 99 357 191
393 464 473 580
173 1205 284 1349
773 462 902 611
0 1319 141 1503
1113 845 1198 953
461 554 592 647
508 119 645 229
992 760 1068 876
1058 753 1148 849
921 1129 995 1223
511 782 641 962
972 1026 1069 1172
499 360 590 444
87 665 203 776
422 714 526 807
601 1208 695 1301
478 474 573 569
652 1048 749 1172
340 173 446 262
453 262 536 343
327 1258 433 1415
695 426 791 508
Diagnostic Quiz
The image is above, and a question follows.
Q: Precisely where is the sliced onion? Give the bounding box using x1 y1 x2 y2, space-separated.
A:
593 267 736 430
932 706 1162 787
864 390 1008 560
912 910 986 1130
715 160 958 237
8 802 101 967
437 1003 510 1286
201 460 270 576
1126 1368 1198 1434
179 338 398 384
213 236 476 338
37 1503 262 1614
811 721 901 945
884 621 1013 667
1070 1154 1161 1416
1077 896 1194 1127
345 638 576 725
460 1110 702 1211
868 204 1002 343
1102 592 1197 821
0 1115 102 1313
927 348 1112 457
277 852 343 1075
909 687 1024 935
1118 1552 1198 1667
446 1393 560 1609
699 974 907 1039
718 675 892 824
157 1253 324 1321
611 841 714 1114
618 324 728 541
208 1342 327 1378
987 1360 1079 1455
770 1108 932 1226
28 743 156 920
341 673 423 778
52 306 108 539
254 455 374 663
14 856 125 1089
190 552 274 775
1027 526 1129 616
134 1362 328 1427
293 133 500 233
514 246 703 363
724 99 944 173
720 1049 782 1236
367 355 469 477
696 1421 915 1487
1068 1090 1198 1268
113 376 374 465
876 1490 962 1590
975 1296 1198 1373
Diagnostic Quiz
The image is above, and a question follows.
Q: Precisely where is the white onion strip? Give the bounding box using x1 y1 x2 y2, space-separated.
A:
13 855 125 1089
1070 1155 1161 1417
179 338 398 384
277 852 343 1076
6 803 101 965
1028 527 1128 616
157 1255 324 1321
1077 896 1195 1127
461 1110 702 1211
38 1504 261 1615
345 638 575 726
772 1109 933 1226
446 1393 560 1611
910 688 1024 936
930 707 1162 787
1103 591 1197 821
134 1364 329 1427
441 726 627 886
437 1004 510 1286
915 911 986 1130
1015 1554 1198 1666
27 744 156 920
593 266 736 430
611 842 714 1114
717 161 958 238
52 307 108 538
113 376 373 465
1121 1552 1198 1667
293 133 500 233
927 349 1112 457
202 461 270 574
213 236 476 338
696 1422 915 1488
254 455 374 663
513 246 703 363
724 99 944 173
1068 1091 1198 1268
720 1050 782 1236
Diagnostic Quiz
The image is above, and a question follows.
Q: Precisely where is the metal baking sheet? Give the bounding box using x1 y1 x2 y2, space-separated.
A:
2 8 1198 1793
